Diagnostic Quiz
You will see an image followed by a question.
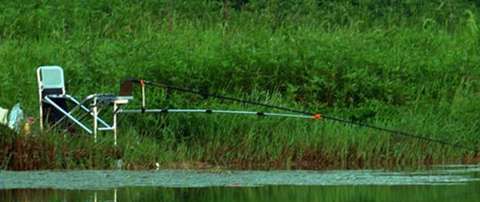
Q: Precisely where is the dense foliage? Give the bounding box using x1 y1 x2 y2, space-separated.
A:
0 0 479 169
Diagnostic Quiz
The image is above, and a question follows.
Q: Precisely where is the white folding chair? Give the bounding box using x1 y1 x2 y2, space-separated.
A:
37 66 131 145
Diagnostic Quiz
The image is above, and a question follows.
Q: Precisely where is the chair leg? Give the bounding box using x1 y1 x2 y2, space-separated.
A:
44 96 93 134
47 101 84 131
93 97 98 143
113 103 118 146
67 95 111 128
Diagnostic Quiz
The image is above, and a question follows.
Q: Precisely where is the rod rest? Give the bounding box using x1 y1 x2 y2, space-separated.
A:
120 78 147 96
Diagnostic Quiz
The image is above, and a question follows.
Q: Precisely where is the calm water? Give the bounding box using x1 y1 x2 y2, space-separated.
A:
1 165 479 202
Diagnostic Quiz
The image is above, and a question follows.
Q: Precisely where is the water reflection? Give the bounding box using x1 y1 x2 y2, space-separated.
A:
2 183 480 202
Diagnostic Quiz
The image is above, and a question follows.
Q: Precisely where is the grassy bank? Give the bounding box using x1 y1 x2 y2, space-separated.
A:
1 122 479 170
0 0 480 170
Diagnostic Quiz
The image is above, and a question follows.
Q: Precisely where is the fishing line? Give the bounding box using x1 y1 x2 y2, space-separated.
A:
128 79 478 153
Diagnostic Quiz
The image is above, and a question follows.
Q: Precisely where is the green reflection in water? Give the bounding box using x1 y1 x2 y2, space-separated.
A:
1 183 479 202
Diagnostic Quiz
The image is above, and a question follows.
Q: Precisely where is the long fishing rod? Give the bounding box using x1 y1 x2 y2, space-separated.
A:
128 79 478 153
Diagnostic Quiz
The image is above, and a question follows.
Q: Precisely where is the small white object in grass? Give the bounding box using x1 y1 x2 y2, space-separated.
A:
8 103 23 133
155 162 160 170
116 159 123 170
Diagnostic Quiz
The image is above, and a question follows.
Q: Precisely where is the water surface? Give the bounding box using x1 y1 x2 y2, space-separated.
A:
1 165 479 202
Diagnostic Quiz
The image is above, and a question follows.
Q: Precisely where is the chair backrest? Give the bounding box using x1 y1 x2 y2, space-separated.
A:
37 66 66 95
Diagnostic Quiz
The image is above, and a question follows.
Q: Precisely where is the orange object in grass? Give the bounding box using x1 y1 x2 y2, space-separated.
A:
312 114 321 120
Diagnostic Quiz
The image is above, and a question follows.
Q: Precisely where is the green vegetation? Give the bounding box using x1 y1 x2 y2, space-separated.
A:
1 0 480 170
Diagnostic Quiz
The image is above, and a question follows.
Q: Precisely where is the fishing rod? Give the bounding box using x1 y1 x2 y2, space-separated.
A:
118 79 321 120
125 79 478 153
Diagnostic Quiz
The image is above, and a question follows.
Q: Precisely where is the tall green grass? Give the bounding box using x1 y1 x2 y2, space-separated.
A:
0 0 479 169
